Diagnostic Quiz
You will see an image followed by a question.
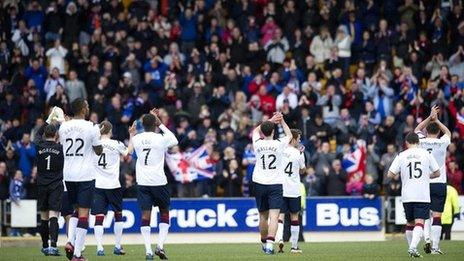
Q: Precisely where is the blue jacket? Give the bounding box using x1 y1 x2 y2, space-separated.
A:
23 10 45 29
25 65 48 94
9 179 25 202
179 13 197 41
143 61 168 89
13 142 36 177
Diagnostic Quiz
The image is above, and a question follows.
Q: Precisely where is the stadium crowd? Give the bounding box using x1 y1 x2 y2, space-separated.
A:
0 0 464 201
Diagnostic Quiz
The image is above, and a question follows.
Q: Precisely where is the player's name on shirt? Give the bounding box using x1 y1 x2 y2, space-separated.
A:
60 125 88 136
255 146 278 153
38 147 61 155
406 154 420 160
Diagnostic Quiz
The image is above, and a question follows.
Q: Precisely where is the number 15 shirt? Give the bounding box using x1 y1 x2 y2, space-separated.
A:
388 147 439 203
252 131 290 185
132 124 178 186
59 119 101 182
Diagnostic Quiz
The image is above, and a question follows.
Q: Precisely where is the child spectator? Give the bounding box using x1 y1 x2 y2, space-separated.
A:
346 172 364 196
9 170 26 236
362 175 380 199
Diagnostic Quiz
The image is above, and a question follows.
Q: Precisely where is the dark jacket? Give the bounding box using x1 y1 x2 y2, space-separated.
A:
324 169 348 196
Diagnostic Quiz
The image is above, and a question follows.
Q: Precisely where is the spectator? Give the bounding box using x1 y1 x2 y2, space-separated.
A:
346 172 364 196
9 170 25 236
12 134 35 178
310 26 333 66
0 162 9 200
335 25 352 77
65 70 87 103
447 160 463 195
362 175 380 199
276 85 298 110
44 67 65 102
324 159 348 196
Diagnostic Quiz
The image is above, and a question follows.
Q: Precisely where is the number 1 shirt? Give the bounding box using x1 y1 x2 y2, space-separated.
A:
59 119 101 182
132 124 178 186
389 147 440 203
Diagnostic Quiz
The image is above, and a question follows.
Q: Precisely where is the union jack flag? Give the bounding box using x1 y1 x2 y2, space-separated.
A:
165 145 216 184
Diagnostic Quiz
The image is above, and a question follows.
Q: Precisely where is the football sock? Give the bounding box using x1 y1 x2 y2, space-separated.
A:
114 212 124 249
39 219 49 248
276 219 283 243
423 218 431 243
141 219 152 255
94 215 104 252
431 217 442 249
265 236 275 250
290 220 300 249
74 217 88 257
410 224 423 250
157 212 170 249
68 212 78 245
158 223 170 250
405 225 414 247
49 217 59 248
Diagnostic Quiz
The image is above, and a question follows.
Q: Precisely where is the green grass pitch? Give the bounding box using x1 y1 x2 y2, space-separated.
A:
0 240 462 260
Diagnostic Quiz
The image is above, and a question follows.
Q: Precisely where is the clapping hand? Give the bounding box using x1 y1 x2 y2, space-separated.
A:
129 121 137 136
430 105 439 121
269 112 283 123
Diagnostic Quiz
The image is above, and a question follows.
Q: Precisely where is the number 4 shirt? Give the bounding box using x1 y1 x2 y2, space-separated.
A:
252 131 290 185
131 124 178 186
94 139 128 189
389 147 440 203
282 146 305 198
59 119 101 182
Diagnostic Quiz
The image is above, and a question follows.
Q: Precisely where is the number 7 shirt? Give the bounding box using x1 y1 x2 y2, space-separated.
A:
132 124 178 186
252 131 290 185
59 119 101 182
388 147 440 203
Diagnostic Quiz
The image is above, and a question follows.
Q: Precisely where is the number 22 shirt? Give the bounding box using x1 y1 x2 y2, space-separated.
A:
59 119 101 182
389 147 439 203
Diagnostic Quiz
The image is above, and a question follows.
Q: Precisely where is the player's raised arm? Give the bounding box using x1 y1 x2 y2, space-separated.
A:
126 121 137 154
150 108 178 148
280 114 292 142
434 118 452 138
414 105 438 133
92 124 103 156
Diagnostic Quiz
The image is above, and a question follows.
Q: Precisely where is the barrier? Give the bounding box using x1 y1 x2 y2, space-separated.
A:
394 196 464 231
58 197 383 233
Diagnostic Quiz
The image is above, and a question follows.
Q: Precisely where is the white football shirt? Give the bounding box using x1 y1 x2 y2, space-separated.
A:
418 135 450 184
282 146 305 198
132 124 178 186
59 119 101 182
94 139 128 189
252 131 290 185
389 147 440 203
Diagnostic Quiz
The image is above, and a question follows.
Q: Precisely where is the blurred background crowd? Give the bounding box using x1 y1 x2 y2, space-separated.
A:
0 0 464 202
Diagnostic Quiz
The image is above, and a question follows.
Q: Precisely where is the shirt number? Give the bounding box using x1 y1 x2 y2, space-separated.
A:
143 148 151 165
407 161 422 179
45 155 51 170
284 162 293 176
98 153 107 169
65 138 84 156
260 154 276 170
